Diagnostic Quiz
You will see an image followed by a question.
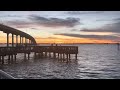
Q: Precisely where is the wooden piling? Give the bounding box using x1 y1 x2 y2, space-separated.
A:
58 53 59 59
75 54 77 60
49 52 51 58
34 52 36 59
0 56 1 63
60 54 62 60
53 52 56 59
45 52 47 57
11 55 13 63
8 55 10 64
2 56 4 64
24 53 26 60
14 55 16 62
41 52 43 58
38 53 40 58
63 53 65 60
28 54 30 60
69 54 71 60
66 54 68 61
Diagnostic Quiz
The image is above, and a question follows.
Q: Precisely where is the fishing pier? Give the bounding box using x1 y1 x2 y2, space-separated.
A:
0 24 78 65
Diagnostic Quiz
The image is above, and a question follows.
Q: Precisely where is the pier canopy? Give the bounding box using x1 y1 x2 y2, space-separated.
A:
0 24 36 46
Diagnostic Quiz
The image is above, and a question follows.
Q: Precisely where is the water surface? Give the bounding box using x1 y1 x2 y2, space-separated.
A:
1 44 120 79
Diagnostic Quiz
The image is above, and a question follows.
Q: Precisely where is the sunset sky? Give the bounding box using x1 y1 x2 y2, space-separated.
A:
0 11 120 44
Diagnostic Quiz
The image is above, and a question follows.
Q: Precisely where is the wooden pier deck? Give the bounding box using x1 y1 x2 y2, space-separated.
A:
0 45 78 64
33 45 78 60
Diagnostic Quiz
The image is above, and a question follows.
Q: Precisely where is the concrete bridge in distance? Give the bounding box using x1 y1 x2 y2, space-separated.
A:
0 24 78 65
0 24 37 47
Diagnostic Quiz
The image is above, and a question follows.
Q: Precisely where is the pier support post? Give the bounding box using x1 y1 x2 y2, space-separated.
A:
24 53 26 60
28 54 30 60
41 52 44 58
75 54 77 60
20 36 22 45
38 53 40 58
53 52 56 59
29 39 31 45
7 33 9 47
25 38 27 45
66 54 68 61
0 56 1 64
60 54 62 60
12 34 14 47
8 55 10 64
49 52 51 58
69 54 71 60
16 35 18 46
22 37 24 45
63 53 65 60
58 53 59 59
2 56 4 64
11 55 13 63
45 52 47 57
34 52 36 59
14 55 16 62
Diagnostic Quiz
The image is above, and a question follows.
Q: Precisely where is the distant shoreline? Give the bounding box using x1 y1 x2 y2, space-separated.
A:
0 43 118 44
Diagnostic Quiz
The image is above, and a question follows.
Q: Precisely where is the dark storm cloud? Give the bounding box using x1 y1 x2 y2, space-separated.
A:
55 33 119 40
66 11 105 15
29 15 80 27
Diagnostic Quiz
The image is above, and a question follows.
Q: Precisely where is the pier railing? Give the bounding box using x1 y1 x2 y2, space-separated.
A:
0 46 78 55
33 46 78 54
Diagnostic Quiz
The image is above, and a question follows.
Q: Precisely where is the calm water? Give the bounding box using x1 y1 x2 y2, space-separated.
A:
1 44 120 79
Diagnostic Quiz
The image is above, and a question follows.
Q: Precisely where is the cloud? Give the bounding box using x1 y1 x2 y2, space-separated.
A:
66 11 105 15
54 33 119 40
96 19 112 22
29 15 80 27
47 37 60 39
112 18 120 21
35 37 59 39
30 27 39 30
4 15 80 28
70 29 78 31
5 20 33 28
81 21 120 33
0 15 22 18
96 18 120 22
